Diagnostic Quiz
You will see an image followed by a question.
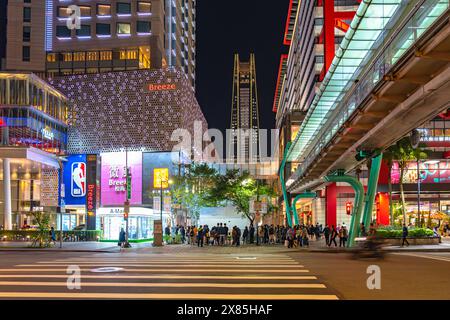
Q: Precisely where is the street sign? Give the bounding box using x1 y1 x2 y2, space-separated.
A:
163 196 171 212
153 196 161 211
126 169 132 199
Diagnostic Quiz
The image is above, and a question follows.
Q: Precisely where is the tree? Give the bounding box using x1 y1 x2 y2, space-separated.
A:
207 170 277 225
30 211 52 248
171 162 217 223
387 137 429 225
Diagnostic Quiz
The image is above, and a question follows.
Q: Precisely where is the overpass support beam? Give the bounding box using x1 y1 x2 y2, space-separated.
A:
324 174 365 248
280 142 293 227
292 192 317 225
363 154 383 229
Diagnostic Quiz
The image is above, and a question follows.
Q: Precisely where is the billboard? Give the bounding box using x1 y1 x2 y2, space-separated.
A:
63 154 87 206
142 152 181 206
101 152 143 206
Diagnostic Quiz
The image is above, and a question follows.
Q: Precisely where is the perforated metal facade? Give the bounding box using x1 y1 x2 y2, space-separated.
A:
49 68 207 155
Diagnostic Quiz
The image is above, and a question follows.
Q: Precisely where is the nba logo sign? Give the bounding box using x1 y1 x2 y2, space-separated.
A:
71 162 86 197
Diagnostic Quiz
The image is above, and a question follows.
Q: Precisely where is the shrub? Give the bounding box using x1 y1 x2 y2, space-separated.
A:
377 227 435 238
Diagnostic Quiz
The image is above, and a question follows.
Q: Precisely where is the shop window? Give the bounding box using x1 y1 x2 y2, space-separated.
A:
116 2 131 14
120 49 138 60
57 6 70 18
96 23 111 35
117 22 131 35
97 4 111 16
137 21 151 33
23 26 31 42
137 2 152 13
56 25 71 38
76 25 91 37
22 46 30 62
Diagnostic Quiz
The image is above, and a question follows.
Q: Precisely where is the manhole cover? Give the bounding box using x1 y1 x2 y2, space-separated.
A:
90 267 125 273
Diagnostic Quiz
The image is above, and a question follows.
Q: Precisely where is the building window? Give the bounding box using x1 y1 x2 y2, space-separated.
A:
76 25 91 37
56 25 71 38
87 51 98 61
47 53 57 62
24 0 31 3
57 7 69 18
79 6 91 17
97 4 111 16
96 23 111 35
116 2 131 14
120 49 138 60
100 51 112 60
73 52 86 62
137 21 151 33
23 7 31 22
23 26 31 42
117 22 131 35
314 18 324 26
137 2 152 13
62 53 72 62
22 46 30 61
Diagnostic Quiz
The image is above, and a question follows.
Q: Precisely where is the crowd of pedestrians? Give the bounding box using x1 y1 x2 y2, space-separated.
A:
164 222 356 248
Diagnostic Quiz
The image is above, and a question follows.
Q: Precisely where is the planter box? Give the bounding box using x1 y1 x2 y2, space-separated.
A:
382 237 440 246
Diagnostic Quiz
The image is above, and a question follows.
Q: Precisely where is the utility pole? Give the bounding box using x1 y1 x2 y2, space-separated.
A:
123 148 131 248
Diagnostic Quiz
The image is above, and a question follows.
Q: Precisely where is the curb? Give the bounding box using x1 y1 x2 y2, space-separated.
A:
282 248 450 254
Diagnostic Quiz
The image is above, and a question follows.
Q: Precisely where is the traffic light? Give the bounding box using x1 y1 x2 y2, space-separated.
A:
346 202 353 215
124 212 129 220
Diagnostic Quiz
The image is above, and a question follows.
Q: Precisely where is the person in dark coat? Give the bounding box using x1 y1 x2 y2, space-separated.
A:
242 226 249 244
249 224 255 244
323 225 331 246
118 228 126 248
401 224 410 247
180 226 186 243
329 225 338 247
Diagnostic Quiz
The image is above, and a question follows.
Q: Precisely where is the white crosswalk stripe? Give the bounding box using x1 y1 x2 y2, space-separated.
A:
0 253 339 300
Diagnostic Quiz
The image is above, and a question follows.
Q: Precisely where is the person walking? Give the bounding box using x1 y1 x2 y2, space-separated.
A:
118 228 126 249
269 225 275 244
236 227 241 247
50 226 57 245
180 226 186 244
223 223 229 245
401 224 410 247
242 226 249 244
287 227 295 248
204 225 210 246
340 225 348 247
329 225 338 247
189 226 195 246
197 225 204 247
323 225 330 246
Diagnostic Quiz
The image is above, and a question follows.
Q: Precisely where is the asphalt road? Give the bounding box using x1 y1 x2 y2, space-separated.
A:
0 247 448 300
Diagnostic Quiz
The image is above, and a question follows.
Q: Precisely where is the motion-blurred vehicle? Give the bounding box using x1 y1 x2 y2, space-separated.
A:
351 237 386 260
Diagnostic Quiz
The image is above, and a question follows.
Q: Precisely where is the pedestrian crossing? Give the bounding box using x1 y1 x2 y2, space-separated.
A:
0 253 339 300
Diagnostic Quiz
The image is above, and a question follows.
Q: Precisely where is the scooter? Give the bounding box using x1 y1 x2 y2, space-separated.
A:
351 237 386 260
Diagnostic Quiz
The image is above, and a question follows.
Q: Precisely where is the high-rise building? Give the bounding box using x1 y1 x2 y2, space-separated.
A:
229 53 260 163
1 0 196 88
273 0 360 224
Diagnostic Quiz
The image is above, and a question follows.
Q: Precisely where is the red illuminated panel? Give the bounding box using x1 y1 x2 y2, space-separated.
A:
273 54 289 113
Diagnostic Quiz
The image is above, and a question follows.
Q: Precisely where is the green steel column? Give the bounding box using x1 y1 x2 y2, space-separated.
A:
292 193 317 225
324 175 365 248
362 154 383 229
279 142 293 227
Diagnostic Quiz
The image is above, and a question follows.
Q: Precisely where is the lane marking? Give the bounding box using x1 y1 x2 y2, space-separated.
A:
0 292 339 300
0 268 311 273
0 281 327 289
394 253 450 263
19 264 304 268
0 275 318 280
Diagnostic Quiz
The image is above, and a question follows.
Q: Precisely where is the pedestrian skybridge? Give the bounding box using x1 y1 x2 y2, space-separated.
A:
285 0 450 193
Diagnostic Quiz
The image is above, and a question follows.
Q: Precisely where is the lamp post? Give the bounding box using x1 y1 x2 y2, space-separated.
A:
123 149 131 248
159 177 173 239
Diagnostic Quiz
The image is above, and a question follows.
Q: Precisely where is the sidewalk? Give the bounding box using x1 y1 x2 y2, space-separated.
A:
290 236 450 253
0 241 122 252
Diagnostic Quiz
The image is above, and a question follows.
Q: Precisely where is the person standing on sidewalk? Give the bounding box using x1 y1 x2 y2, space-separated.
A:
329 225 338 247
323 225 330 246
401 224 410 247
118 228 126 249
243 226 249 244
197 225 204 247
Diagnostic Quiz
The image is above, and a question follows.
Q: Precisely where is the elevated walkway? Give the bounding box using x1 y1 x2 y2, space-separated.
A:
286 0 450 193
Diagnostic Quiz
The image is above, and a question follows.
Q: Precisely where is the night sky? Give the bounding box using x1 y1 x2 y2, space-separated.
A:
195 0 291 133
